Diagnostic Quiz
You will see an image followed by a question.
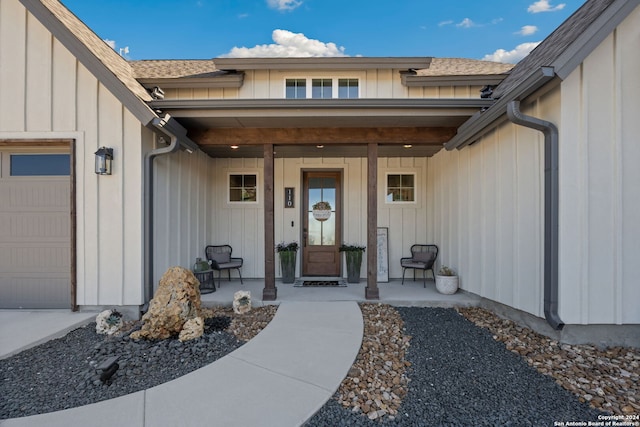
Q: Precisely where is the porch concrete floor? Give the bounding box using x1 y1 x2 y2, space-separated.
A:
201 277 481 308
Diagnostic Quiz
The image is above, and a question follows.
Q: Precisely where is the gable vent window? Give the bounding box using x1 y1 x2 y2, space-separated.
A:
286 79 306 99
338 79 359 99
312 79 332 99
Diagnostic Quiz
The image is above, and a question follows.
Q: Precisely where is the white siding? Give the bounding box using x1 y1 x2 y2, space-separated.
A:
426 97 549 318
559 6 640 325
0 0 147 307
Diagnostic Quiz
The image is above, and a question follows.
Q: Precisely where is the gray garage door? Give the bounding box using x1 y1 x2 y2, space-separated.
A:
0 148 71 308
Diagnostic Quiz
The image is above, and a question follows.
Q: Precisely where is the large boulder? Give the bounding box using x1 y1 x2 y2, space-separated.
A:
131 266 202 340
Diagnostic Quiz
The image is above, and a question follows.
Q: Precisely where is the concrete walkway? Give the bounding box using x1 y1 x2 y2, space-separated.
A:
1 301 363 427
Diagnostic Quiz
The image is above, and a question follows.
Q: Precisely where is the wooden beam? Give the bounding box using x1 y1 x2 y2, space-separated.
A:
190 127 456 146
366 143 379 300
262 143 277 300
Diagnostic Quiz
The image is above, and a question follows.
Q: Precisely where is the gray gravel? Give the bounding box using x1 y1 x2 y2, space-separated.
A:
306 307 605 426
1 307 606 425
0 317 240 419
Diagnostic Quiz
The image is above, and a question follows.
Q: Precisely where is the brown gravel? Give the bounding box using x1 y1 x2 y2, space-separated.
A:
457 306 640 416
336 304 411 421
201 305 278 341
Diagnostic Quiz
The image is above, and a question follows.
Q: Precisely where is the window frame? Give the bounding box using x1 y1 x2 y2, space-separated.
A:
384 172 417 204
284 76 361 99
227 171 260 205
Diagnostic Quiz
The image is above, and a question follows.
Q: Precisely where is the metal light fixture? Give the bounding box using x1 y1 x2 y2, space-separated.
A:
94 147 113 175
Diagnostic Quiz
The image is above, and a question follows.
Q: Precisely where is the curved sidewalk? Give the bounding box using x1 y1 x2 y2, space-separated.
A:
1 301 363 427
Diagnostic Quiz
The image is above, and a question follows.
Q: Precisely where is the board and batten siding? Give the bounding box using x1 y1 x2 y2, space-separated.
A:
558 5 640 325
0 0 146 307
206 157 429 279
426 92 555 319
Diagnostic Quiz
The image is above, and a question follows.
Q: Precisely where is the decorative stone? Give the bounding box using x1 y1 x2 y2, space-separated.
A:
131 266 201 340
233 290 252 314
95 309 124 335
178 317 204 342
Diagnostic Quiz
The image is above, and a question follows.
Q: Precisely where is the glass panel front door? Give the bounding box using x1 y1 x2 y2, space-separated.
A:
303 171 341 276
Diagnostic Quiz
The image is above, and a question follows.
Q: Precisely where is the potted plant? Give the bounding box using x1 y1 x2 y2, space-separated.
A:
276 241 299 283
339 243 365 283
312 201 332 222
435 265 459 294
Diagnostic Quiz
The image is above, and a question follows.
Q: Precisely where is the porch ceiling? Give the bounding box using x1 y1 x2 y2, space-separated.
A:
152 98 492 158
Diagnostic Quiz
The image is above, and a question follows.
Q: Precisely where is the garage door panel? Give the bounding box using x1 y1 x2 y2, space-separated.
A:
0 149 71 309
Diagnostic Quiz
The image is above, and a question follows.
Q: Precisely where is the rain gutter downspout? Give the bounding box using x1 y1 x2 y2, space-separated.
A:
507 100 564 330
143 115 183 308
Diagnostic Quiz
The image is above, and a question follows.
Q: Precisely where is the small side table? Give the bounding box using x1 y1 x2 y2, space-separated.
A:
194 269 216 294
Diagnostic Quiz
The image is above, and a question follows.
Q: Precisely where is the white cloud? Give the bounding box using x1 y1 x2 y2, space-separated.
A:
267 0 302 11
456 18 476 28
104 39 116 49
438 20 454 27
220 29 347 58
482 41 541 63
528 0 566 13
516 25 538 36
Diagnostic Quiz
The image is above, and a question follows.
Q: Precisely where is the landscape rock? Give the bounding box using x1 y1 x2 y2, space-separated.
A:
131 266 201 340
178 317 204 342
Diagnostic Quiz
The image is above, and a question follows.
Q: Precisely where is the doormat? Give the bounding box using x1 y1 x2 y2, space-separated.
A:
293 279 347 287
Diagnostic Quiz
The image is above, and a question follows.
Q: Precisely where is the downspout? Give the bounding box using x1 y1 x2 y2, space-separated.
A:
507 100 564 330
143 116 181 310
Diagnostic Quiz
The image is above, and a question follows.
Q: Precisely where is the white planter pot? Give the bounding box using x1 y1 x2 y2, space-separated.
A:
435 275 459 294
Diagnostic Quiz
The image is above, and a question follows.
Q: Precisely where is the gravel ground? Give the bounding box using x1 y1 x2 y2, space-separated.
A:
1 304 637 426
306 306 626 427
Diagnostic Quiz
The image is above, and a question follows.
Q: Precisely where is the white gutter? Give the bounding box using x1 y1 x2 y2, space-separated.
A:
507 101 564 330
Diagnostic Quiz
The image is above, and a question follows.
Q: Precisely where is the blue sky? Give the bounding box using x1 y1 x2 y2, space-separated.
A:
61 0 584 63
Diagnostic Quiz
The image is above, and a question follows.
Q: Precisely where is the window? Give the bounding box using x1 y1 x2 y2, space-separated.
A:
285 77 359 99
386 174 415 202
338 79 359 99
285 79 306 99
312 79 332 99
10 154 70 176
229 174 257 202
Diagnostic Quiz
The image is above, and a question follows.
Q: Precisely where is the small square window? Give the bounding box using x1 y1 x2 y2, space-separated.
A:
386 174 415 202
338 79 358 99
286 79 306 99
229 174 257 202
312 79 332 99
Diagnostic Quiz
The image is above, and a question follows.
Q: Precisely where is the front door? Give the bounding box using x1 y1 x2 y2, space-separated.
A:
302 171 341 276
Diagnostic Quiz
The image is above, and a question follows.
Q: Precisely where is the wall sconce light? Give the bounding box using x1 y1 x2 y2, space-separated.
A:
94 147 113 175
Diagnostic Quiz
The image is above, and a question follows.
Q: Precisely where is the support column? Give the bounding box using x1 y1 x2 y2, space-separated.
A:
366 143 380 299
262 143 277 300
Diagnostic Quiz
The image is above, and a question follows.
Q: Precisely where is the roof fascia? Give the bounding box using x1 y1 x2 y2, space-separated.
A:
213 57 433 71
138 74 245 89
19 0 157 126
444 66 555 150
553 0 640 79
402 74 507 87
149 98 494 111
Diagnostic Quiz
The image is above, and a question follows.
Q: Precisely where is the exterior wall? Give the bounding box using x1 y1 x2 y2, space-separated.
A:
207 157 428 279
558 6 640 325
426 91 555 319
152 149 216 286
0 0 146 307
163 69 485 100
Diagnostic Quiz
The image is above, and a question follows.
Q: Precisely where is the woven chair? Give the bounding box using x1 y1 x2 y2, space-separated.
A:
400 244 438 287
205 245 243 285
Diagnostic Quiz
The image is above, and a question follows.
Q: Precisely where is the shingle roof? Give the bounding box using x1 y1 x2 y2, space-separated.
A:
38 0 151 102
128 57 512 80
416 58 513 76
492 0 616 99
129 60 223 79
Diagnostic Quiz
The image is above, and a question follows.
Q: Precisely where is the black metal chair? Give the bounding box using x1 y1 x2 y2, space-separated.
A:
400 244 438 287
205 245 243 286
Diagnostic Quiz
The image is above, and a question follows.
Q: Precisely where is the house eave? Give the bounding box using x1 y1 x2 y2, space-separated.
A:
213 57 433 71
402 74 508 87
138 73 245 89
